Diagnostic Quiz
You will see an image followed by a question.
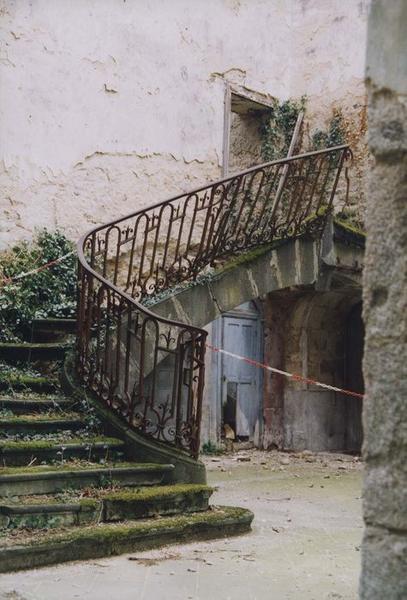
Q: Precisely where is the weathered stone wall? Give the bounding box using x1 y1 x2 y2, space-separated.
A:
0 0 369 249
290 0 370 217
360 1 407 598
275 288 362 452
260 219 365 452
229 111 265 173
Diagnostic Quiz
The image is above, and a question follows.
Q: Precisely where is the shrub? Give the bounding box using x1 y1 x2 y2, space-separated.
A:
0 230 77 341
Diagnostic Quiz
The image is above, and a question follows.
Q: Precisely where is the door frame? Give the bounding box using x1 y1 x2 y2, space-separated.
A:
211 301 264 443
222 82 275 177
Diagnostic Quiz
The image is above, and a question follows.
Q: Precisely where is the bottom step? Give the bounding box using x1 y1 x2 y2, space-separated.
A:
0 484 213 529
0 506 253 573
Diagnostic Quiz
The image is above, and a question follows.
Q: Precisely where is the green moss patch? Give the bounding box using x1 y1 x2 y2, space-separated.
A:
0 436 124 451
0 413 82 425
215 242 278 276
0 461 168 476
333 216 366 238
103 484 213 504
24 506 250 547
0 505 253 555
0 373 57 393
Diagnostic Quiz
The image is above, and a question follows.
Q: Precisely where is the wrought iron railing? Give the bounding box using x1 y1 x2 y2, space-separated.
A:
77 145 351 458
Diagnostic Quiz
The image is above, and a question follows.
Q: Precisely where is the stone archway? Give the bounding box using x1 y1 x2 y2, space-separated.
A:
263 286 364 452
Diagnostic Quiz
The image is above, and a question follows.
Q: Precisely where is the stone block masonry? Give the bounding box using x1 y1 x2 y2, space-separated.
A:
360 1 407 598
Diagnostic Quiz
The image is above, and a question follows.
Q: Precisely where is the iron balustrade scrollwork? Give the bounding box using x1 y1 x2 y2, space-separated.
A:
77 145 352 458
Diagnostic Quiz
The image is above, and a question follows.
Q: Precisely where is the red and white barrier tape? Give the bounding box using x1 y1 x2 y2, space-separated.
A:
0 252 364 401
206 343 365 400
0 251 74 287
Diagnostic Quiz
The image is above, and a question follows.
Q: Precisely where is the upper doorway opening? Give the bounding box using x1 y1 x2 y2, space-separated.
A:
222 84 274 176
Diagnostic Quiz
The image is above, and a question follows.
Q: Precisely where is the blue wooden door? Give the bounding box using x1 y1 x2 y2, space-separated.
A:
221 310 260 438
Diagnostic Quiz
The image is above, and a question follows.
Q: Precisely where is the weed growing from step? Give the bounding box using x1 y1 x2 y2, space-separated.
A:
201 441 224 455
0 229 76 342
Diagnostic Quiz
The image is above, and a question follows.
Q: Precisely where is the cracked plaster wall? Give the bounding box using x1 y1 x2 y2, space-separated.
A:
0 0 369 248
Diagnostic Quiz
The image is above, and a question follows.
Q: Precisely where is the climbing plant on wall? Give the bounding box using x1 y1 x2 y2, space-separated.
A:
260 96 307 162
311 108 346 150
261 98 347 162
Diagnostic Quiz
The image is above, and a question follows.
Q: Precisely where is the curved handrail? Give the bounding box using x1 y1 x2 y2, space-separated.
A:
76 144 351 457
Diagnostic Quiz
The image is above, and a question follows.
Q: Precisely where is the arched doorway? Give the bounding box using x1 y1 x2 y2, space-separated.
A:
263 288 364 453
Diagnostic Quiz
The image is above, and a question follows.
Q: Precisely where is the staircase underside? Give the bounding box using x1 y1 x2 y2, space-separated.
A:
150 225 364 330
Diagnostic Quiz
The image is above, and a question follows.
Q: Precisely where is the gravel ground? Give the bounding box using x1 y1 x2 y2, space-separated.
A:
0 449 363 600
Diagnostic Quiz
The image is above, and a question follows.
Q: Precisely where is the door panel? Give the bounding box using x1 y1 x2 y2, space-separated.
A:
221 314 260 438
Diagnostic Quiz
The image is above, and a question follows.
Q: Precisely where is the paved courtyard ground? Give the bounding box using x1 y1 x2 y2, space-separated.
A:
0 450 363 600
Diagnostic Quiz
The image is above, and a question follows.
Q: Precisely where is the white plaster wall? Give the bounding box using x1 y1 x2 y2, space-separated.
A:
290 0 369 112
0 0 369 248
0 0 292 247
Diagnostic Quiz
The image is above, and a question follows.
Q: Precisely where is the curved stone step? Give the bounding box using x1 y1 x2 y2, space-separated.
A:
0 462 174 496
0 436 125 467
0 394 74 414
0 506 253 573
31 318 77 343
103 483 213 521
0 414 84 435
0 342 68 363
0 499 99 530
0 374 58 394
0 484 213 530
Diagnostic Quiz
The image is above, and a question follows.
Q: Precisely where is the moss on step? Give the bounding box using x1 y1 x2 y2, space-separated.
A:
0 461 166 476
0 343 69 364
1 484 210 507
0 413 81 424
0 497 102 530
104 484 213 503
334 216 366 237
0 506 253 572
2 494 70 506
0 437 124 451
0 373 57 393
211 207 362 278
0 343 68 350
0 392 71 402
78 498 101 509
214 242 277 275
103 484 214 522
3 506 250 546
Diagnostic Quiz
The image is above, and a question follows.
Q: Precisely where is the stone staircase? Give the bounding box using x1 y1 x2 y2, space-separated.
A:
0 318 252 572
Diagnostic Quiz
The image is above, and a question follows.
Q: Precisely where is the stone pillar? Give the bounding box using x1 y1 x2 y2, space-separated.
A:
361 1 407 598
262 293 294 449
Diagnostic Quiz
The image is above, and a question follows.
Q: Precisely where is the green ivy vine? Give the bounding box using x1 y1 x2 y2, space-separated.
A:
260 96 307 162
261 98 346 161
311 109 346 150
